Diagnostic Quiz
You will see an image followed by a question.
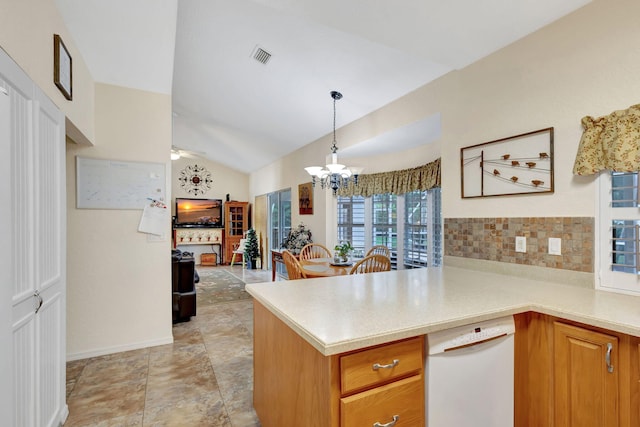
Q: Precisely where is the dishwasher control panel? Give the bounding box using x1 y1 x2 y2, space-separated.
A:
427 316 515 355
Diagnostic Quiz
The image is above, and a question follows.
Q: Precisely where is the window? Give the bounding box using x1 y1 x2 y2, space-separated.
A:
337 188 442 270
372 193 397 254
337 196 365 253
599 172 640 294
404 189 441 268
268 188 291 277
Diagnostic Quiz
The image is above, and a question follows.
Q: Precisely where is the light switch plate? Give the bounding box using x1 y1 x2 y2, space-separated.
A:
515 236 526 253
549 237 561 255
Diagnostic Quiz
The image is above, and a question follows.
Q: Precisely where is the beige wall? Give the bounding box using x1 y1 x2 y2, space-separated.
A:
250 0 640 241
0 0 95 143
171 156 249 209
66 83 173 359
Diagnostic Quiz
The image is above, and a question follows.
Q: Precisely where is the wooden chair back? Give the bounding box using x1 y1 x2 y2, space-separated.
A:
282 250 307 280
366 245 391 258
349 254 392 275
299 243 331 260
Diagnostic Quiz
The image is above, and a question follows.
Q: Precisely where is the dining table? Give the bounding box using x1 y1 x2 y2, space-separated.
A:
299 257 356 278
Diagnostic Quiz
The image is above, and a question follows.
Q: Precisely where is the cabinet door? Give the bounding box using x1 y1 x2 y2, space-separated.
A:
554 322 618 427
340 375 424 427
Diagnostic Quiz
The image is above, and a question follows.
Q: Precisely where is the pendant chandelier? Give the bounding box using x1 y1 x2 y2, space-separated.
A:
305 91 363 195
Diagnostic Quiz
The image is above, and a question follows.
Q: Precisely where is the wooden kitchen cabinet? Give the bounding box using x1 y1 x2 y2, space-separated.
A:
554 322 619 427
253 301 424 427
340 337 424 427
514 312 640 427
223 201 249 263
341 375 424 427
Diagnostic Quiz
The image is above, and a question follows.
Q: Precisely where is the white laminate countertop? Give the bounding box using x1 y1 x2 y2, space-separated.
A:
245 266 640 356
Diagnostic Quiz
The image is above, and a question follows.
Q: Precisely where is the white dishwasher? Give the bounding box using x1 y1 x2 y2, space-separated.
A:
426 315 515 427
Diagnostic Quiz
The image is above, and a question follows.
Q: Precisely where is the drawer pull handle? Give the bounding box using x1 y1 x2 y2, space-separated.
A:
373 415 399 427
606 343 614 373
372 359 399 370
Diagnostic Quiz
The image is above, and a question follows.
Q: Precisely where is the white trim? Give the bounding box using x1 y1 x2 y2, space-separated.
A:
66 335 174 361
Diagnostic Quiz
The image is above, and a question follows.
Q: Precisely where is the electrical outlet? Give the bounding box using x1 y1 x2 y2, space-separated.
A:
515 236 526 253
548 237 561 255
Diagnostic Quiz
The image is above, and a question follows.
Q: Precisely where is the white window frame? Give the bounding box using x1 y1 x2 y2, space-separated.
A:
597 172 640 295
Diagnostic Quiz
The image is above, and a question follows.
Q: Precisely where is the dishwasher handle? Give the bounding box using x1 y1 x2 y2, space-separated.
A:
443 332 508 353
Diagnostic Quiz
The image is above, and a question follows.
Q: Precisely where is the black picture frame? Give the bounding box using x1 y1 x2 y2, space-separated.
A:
53 34 72 100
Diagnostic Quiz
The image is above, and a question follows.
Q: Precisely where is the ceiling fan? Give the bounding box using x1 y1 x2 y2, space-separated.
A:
171 145 206 160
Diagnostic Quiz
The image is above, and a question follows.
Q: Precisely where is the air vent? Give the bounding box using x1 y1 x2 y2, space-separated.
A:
252 46 272 65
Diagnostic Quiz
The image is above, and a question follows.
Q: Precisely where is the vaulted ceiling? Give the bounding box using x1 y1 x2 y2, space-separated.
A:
55 0 591 173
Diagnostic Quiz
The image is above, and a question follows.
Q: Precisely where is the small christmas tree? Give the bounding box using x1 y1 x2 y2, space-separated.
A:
244 228 260 269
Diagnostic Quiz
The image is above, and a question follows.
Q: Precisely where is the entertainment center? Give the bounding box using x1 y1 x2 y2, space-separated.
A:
172 198 251 265
173 197 224 264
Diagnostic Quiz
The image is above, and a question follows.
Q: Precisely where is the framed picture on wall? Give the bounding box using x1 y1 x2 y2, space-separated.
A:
53 34 72 100
298 182 313 215
461 127 554 198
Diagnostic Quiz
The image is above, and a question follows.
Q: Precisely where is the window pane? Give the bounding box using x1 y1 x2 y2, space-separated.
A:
432 188 442 266
612 219 639 274
337 196 365 252
372 194 397 268
268 188 291 277
404 190 427 268
612 172 639 208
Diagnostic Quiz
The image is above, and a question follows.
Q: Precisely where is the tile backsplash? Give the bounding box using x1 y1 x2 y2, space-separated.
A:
444 217 594 273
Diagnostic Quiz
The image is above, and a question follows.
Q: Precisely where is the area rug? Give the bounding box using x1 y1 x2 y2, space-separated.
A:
196 268 250 305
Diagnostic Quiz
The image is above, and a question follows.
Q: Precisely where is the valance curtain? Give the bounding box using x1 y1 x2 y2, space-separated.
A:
337 158 441 197
572 104 640 175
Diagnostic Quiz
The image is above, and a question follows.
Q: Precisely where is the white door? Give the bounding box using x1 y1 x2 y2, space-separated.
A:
0 47 66 427
0 70 14 427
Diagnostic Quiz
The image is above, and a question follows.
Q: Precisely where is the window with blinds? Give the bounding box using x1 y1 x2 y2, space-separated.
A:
337 196 365 252
611 172 639 274
372 193 397 252
337 188 442 271
599 171 640 294
404 188 442 268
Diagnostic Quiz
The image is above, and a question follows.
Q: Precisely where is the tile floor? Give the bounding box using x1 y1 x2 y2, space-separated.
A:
64 265 273 426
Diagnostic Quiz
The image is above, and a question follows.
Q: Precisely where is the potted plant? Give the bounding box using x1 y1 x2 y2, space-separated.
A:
333 241 354 264
281 222 312 255
244 228 260 269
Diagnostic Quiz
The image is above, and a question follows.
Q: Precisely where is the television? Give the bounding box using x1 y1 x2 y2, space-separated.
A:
175 198 223 228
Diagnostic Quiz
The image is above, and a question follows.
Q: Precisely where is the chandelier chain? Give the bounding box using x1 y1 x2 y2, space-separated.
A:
331 91 340 154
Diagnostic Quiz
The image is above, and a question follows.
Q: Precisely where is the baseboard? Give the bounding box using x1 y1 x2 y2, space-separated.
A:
66 335 174 361
58 404 69 427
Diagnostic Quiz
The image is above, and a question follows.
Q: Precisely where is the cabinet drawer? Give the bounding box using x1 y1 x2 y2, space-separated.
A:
341 374 424 427
340 337 423 395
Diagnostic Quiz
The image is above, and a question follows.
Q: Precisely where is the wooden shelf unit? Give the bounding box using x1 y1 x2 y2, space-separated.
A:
223 201 250 264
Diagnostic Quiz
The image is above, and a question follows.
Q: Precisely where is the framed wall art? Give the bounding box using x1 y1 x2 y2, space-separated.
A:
53 34 72 100
298 182 313 215
461 127 554 198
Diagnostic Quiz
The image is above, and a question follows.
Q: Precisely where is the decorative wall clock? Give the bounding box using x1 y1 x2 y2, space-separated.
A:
178 164 212 195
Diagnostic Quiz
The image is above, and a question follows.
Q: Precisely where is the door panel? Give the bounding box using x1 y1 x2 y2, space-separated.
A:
554 322 619 427
1 47 66 427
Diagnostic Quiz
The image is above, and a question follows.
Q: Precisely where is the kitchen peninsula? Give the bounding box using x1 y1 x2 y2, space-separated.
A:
246 263 640 427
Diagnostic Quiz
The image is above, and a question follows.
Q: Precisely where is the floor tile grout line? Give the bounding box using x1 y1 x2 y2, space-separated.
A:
199 322 235 425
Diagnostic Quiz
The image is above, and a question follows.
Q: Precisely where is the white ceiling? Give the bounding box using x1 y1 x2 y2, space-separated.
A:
54 0 591 173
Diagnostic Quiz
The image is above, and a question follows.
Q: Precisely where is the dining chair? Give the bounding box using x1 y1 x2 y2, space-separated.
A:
230 238 247 268
349 254 392 274
366 245 391 258
299 243 332 260
282 250 307 280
